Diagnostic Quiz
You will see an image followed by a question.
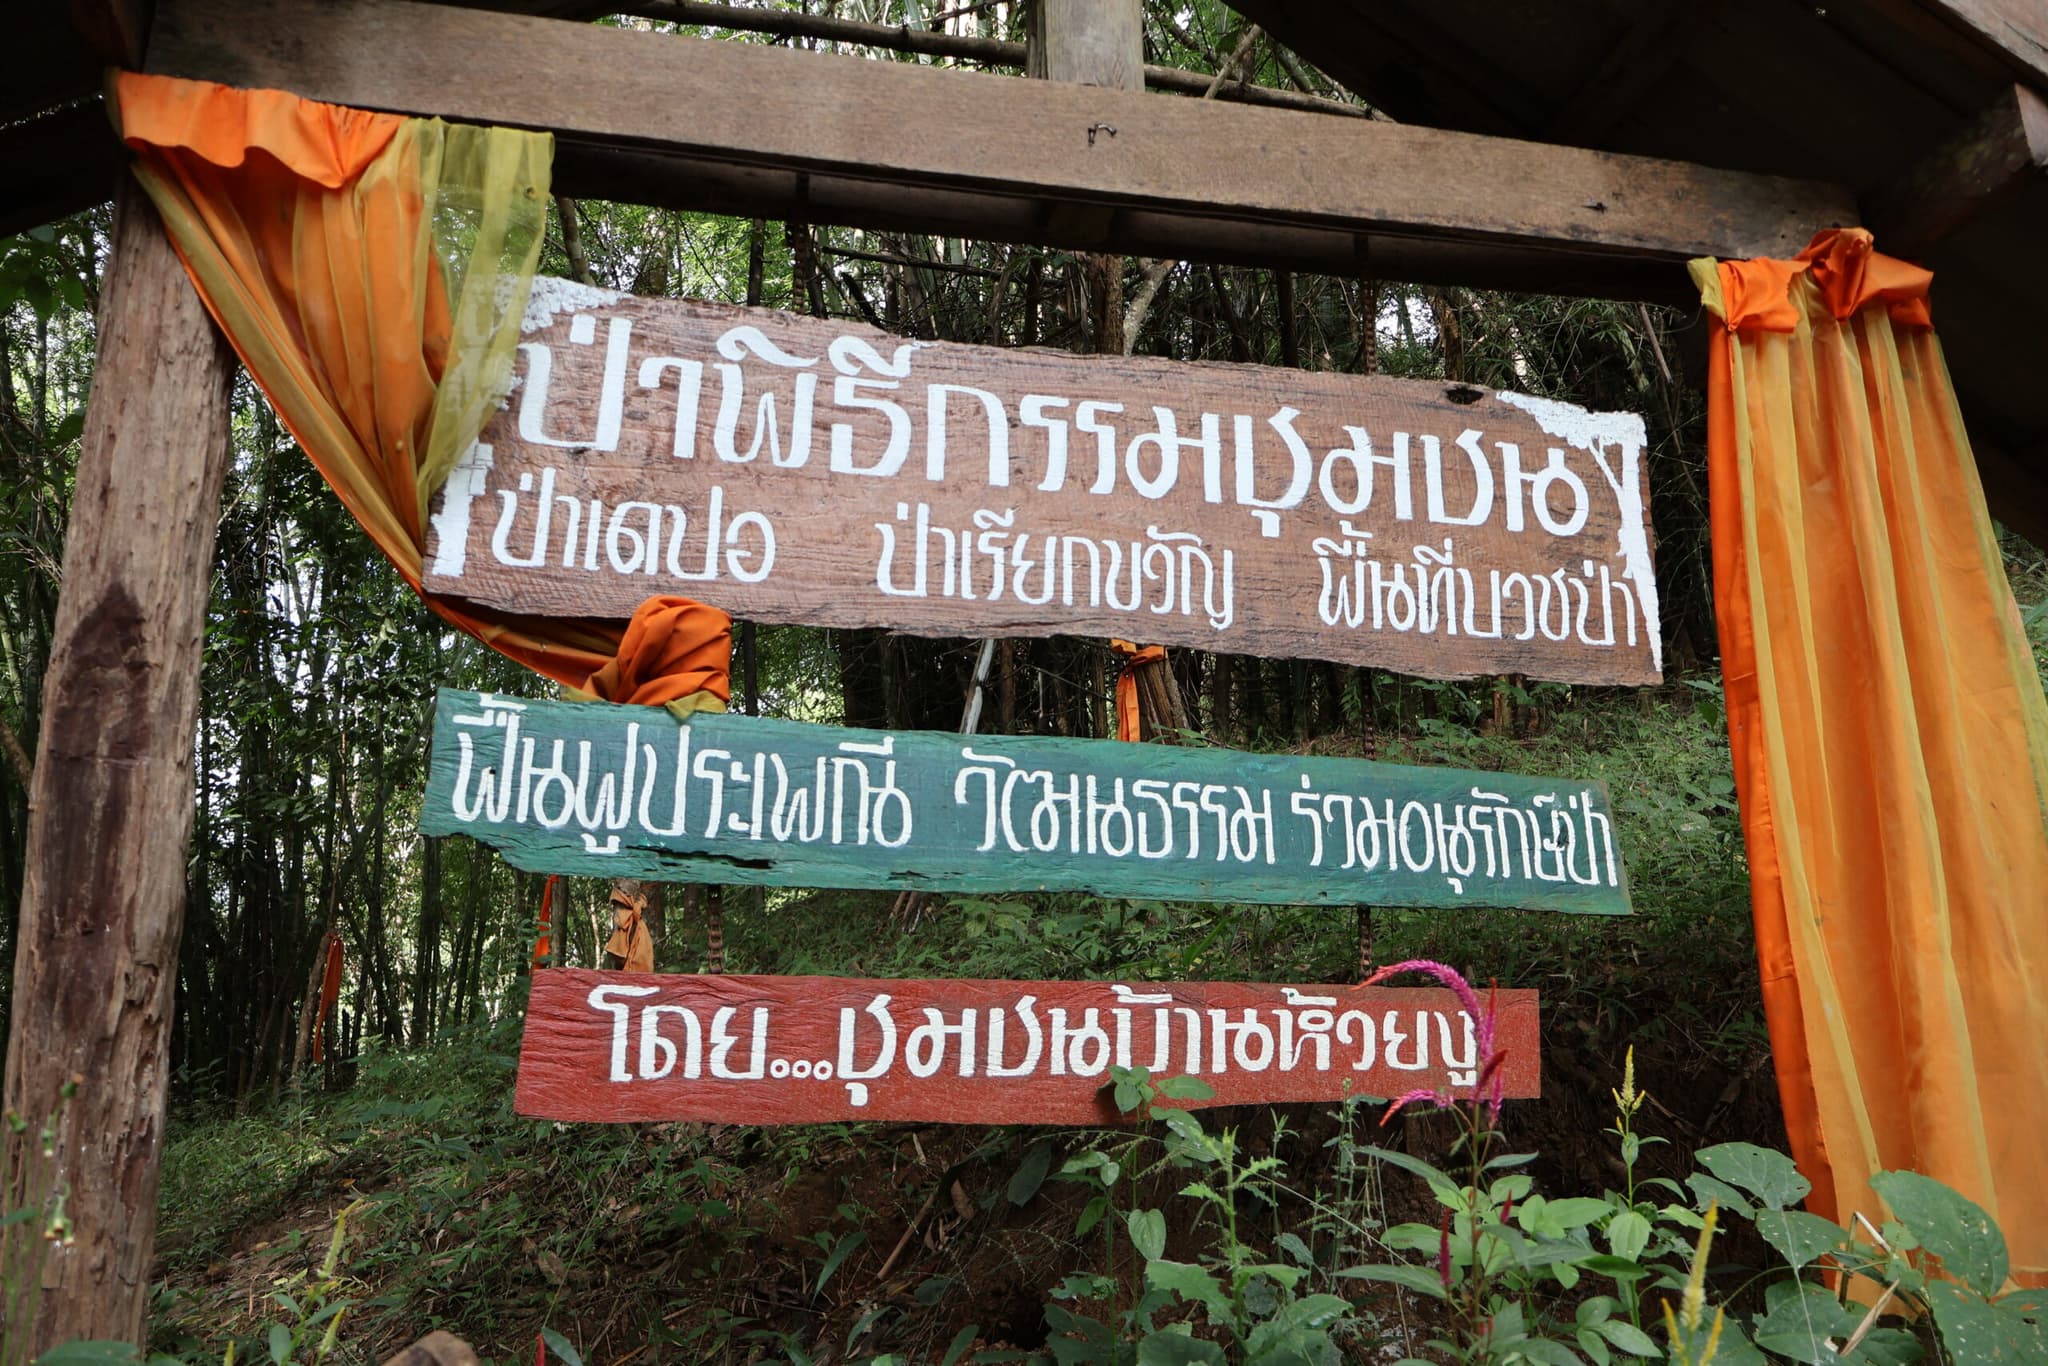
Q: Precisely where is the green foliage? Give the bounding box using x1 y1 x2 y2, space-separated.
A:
1347 1026 2044 1366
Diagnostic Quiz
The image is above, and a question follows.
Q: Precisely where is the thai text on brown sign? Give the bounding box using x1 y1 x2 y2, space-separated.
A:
516 970 1541 1125
423 281 1661 684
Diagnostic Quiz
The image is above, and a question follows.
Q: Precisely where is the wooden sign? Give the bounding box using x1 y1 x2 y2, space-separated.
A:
517 970 1541 1125
423 281 1661 685
422 689 1631 914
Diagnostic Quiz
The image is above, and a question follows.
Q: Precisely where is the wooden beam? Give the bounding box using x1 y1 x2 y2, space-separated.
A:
1912 0 2048 85
148 0 1856 303
0 175 234 1359
622 0 1369 116
1865 83 2048 259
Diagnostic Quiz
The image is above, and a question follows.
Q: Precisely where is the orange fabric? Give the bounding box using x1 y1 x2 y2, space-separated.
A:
1109 640 1165 743
110 73 646 692
311 931 344 1064
582 597 734 710
605 892 655 974
533 874 558 969
113 71 400 189
1700 228 2048 1283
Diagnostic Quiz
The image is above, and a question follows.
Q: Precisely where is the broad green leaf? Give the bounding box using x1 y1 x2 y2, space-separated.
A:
1147 1259 1233 1317
1575 1297 1618 1327
1870 1170 2008 1298
1607 1210 1651 1261
1927 1281 2043 1363
1136 1330 1226 1366
268 1327 292 1366
1244 1293 1350 1357
1843 1328 1925 1365
1516 1339 1588 1366
1335 1264 1447 1300
1594 1319 1661 1357
1753 1281 1860 1364
1695 1143 1810 1211
1542 1198 1621 1233
1155 1075 1216 1101
1239 1262 1306 1291
1382 1221 1442 1253
1127 1207 1168 1262
1276 1231 1314 1267
1576 1329 1612 1366
1008 1141 1054 1206
1755 1209 1846 1271
1686 1173 1756 1220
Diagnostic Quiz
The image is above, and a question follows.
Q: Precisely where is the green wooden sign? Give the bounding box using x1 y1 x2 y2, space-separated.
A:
422 689 1631 914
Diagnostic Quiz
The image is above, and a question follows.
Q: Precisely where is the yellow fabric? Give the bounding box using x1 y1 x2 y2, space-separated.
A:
1695 229 2048 1284
112 73 625 689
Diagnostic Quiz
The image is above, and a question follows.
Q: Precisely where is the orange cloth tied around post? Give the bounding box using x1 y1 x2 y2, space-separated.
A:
1109 640 1165 743
109 72 723 703
604 886 655 975
1694 227 2048 1284
310 931 344 1064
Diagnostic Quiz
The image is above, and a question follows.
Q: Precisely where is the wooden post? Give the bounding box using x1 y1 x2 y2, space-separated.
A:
1028 0 1187 736
0 174 235 1356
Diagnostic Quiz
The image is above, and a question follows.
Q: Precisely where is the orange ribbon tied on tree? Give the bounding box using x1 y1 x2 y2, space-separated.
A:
1109 639 1165 743
604 884 655 974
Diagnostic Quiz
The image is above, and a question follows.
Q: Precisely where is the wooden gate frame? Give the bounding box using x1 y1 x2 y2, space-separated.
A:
5 0 2040 1349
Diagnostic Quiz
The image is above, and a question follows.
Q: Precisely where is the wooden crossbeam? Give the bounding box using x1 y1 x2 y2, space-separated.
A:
1865 84 2048 260
147 0 1856 302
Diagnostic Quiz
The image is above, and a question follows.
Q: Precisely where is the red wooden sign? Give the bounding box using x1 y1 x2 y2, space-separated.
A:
517 969 1540 1125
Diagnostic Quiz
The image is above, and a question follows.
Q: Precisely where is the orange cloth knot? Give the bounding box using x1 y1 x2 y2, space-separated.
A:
1796 227 1933 327
1109 639 1166 743
580 595 733 717
1712 228 1932 335
604 886 655 974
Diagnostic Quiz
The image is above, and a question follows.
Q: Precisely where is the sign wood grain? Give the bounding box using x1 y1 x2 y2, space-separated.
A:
517 969 1541 1125
422 689 1632 914
423 284 1661 684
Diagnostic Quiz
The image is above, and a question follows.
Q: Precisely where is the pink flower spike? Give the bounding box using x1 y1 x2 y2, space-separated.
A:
1360 958 1487 1031
1379 1086 1453 1125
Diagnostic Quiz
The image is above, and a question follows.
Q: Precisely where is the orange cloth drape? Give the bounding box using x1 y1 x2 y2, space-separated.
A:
311 931 345 1064
1109 640 1165 743
111 73 733 698
1699 228 2048 1282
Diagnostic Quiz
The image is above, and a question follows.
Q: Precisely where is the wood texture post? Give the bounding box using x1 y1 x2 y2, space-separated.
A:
1028 0 1186 734
0 175 235 1355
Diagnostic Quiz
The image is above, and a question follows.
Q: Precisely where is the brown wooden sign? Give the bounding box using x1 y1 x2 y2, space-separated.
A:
424 282 1660 684
516 969 1541 1125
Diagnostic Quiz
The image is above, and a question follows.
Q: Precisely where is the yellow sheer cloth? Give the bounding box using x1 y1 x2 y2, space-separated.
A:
113 72 622 686
1695 229 2048 1284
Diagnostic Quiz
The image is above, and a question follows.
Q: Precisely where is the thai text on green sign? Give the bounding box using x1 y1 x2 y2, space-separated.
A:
422 689 1631 914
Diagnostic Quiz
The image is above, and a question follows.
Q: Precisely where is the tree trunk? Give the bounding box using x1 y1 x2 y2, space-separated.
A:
0 175 234 1358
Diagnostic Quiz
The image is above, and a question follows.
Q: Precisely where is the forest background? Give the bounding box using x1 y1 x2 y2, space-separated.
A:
2 3 2045 1361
